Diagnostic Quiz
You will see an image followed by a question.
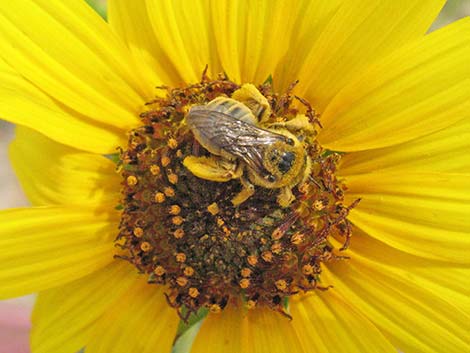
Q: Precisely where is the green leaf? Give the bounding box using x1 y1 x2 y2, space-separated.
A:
104 153 120 164
263 74 273 85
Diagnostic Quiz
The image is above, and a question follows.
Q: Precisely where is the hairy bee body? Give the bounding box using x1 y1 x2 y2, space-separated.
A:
184 85 312 206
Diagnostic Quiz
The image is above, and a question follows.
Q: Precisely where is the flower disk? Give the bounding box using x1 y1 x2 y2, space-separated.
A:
116 74 356 320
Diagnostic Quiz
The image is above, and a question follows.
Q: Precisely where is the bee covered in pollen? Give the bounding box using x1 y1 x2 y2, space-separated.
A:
183 84 314 207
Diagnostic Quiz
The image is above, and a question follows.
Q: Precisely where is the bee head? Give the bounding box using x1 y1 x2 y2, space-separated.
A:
277 151 296 174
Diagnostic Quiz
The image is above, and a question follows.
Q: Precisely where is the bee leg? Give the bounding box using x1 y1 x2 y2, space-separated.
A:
277 187 295 208
183 156 238 182
232 84 272 123
231 176 255 206
269 114 315 135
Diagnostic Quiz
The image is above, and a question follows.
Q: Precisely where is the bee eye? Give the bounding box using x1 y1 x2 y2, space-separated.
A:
266 174 276 183
278 152 295 174
286 138 295 146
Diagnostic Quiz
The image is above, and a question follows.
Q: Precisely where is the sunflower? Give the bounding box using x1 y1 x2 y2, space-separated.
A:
1 0 469 352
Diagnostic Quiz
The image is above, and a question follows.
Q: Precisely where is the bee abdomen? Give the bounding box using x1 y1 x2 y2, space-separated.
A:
206 97 257 125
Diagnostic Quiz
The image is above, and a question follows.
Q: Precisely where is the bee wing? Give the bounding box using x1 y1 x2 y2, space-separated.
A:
186 106 288 175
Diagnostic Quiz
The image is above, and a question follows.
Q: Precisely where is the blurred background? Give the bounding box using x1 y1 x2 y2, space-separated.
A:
0 0 469 352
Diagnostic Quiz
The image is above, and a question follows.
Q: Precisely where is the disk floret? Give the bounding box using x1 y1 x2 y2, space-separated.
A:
116 74 356 320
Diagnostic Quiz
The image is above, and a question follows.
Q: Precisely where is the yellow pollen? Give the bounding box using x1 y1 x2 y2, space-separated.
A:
126 175 138 186
168 138 178 149
168 173 178 185
184 266 195 276
175 253 187 263
188 287 200 298
302 264 314 275
239 278 250 289
154 266 166 276
161 156 171 167
169 205 181 215
150 164 161 176
291 232 304 245
176 277 188 287
275 279 288 291
164 187 175 197
172 216 184 226
209 304 221 314
207 202 220 215
176 149 183 158
133 227 144 238
154 192 166 203
140 242 152 252
261 251 273 263
173 228 185 239
241 268 252 277
247 255 258 266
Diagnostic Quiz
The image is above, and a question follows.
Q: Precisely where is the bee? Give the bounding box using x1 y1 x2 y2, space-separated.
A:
183 84 313 207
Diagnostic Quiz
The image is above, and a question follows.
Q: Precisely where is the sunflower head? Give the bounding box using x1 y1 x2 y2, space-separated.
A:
116 73 356 320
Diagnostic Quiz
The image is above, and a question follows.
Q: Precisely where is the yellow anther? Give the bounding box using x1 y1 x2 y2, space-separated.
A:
302 264 314 275
150 164 161 176
241 268 252 278
169 205 181 215
168 173 178 185
271 242 282 254
154 266 166 276
291 232 304 245
164 187 175 197
126 175 138 186
161 156 171 167
275 279 288 291
247 255 258 266
175 252 187 263
239 278 250 289
133 227 144 238
209 304 221 313
261 251 273 263
207 202 220 215
154 192 166 203
176 277 188 287
188 287 200 298
173 228 185 239
140 242 152 252
246 300 257 309
184 266 195 277
172 216 184 226
168 138 178 149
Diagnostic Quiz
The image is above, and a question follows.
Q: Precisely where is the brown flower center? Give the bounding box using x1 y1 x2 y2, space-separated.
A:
116 73 356 321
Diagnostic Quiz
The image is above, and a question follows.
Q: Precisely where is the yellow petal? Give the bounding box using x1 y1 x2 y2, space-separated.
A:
295 0 445 111
0 0 154 132
9 126 120 206
319 18 470 151
324 250 470 353
31 261 137 353
331 228 470 314
87 280 178 353
290 291 396 353
344 172 470 263
209 0 341 86
192 306 303 353
145 0 222 84
0 206 118 298
339 118 470 175
0 60 125 154
108 0 181 86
